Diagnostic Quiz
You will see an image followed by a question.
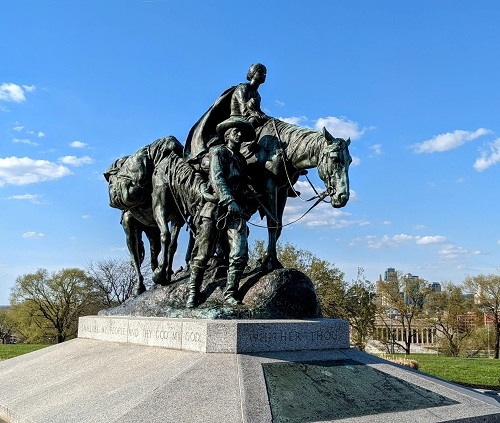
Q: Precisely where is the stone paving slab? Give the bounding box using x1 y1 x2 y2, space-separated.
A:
78 316 349 353
0 326 499 422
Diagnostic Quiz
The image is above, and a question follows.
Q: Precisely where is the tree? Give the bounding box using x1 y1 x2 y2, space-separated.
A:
86 256 152 307
0 309 15 344
10 268 101 343
464 273 500 359
376 272 430 354
343 268 376 351
424 283 476 357
249 241 376 350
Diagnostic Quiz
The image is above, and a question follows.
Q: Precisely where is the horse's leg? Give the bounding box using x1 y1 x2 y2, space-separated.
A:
261 180 284 271
121 211 146 295
151 183 171 286
145 225 161 271
165 219 182 282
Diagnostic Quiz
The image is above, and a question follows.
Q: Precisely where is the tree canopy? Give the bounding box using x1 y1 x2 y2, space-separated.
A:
10 268 101 343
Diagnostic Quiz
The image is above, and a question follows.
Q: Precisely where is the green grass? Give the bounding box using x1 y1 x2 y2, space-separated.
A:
384 353 500 390
0 344 49 361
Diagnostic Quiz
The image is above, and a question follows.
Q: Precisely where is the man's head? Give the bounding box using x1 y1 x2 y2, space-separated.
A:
216 117 256 143
246 63 267 84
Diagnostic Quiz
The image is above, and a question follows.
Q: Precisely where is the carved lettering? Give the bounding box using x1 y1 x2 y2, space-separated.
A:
184 331 201 342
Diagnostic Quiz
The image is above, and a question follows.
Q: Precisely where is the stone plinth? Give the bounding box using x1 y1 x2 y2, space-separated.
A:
78 316 349 353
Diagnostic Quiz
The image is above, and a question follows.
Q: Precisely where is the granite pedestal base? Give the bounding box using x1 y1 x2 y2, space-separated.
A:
0 317 498 423
78 316 349 353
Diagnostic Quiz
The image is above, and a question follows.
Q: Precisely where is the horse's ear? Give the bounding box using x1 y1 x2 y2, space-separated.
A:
322 127 333 142
347 137 351 146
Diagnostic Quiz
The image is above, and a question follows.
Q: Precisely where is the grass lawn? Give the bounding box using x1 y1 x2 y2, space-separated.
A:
0 344 49 361
384 353 500 390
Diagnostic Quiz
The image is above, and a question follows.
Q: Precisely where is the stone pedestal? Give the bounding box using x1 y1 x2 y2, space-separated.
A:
78 316 349 353
0 317 498 423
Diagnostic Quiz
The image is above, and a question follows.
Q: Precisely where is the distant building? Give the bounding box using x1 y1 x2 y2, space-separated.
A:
430 282 441 292
384 267 398 282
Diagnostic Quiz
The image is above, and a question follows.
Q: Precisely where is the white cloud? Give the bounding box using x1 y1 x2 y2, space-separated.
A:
0 157 72 186
70 141 88 148
274 100 285 107
358 233 447 249
22 85 36 92
38 131 45 138
279 116 308 125
412 128 491 154
58 155 94 166
22 231 45 239
314 116 365 141
370 144 382 156
12 138 38 146
415 235 447 245
473 138 500 172
82 215 91 219
12 125 24 132
350 156 361 167
439 244 482 259
7 194 42 204
0 83 27 102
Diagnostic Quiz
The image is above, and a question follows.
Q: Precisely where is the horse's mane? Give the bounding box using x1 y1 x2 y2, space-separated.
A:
260 119 324 159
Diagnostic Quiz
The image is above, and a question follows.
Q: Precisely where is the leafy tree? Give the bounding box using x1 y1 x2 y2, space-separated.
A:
464 273 500 359
343 268 376 350
0 309 15 344
10 268 101 343
424 283 476 357
376 272 430 354
86 256 152 307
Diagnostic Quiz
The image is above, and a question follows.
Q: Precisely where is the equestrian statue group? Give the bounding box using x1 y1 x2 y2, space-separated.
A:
104 63 352 310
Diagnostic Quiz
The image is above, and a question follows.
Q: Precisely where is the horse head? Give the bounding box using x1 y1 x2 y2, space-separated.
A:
317 127 352 208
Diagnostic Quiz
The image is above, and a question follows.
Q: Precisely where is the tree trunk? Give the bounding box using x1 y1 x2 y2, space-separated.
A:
495 322 500 359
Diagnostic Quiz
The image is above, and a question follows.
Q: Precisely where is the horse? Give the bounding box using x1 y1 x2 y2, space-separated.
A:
244 118 352 269
104 136 185 295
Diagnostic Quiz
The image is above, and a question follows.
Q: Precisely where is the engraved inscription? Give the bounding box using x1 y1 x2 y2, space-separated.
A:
80 322 127 336
184 331 202 342
248 329 337 344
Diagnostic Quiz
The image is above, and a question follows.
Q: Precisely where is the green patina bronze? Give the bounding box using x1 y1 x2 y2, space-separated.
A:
262 359 458 422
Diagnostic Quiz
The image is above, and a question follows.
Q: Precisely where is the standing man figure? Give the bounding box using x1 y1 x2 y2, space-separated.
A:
186 117 257 308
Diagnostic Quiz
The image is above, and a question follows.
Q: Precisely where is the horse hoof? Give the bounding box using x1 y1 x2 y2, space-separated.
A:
133 283 146 296
260 256 284 272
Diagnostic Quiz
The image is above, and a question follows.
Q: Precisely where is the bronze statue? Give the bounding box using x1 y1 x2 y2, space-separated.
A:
105 64 352 306
186 117 257 308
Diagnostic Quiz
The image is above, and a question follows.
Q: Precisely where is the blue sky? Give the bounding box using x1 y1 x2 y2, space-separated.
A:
1 1 499 305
